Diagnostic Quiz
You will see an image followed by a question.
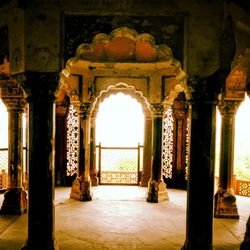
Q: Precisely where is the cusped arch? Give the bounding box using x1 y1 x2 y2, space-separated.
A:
90 82 152 118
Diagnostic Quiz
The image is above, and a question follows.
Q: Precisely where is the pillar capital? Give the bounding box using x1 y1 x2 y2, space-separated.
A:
150 103 164 116
78 102 91 119
218 99 241 116
56 104 68 117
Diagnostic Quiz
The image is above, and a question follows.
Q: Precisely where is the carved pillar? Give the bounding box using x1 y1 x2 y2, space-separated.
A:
89 113 98 186
140 114 152 187
21 72 59 250
182 80 216 250
146 104 168 203
0 79 27 215
214 100 240 219
172 94 189 189
70 102 92 201
55 103 68 186
240 215 250 249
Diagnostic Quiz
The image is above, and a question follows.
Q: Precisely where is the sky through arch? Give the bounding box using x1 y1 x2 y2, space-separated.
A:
95 92 144 147
0 98 8 148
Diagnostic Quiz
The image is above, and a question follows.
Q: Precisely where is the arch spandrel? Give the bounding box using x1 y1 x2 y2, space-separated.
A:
59 26 190 112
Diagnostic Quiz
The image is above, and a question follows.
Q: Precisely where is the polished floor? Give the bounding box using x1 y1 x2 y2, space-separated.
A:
0 186 249 250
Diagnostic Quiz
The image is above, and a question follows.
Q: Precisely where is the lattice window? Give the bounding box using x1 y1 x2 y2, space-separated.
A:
66 105 79 176
98 146 139 184
185 115 190 180
162 107 174 179
0 149 8 189
236 179 250 197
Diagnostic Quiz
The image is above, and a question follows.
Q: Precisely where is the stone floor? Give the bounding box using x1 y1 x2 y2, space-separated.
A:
0 186 249 250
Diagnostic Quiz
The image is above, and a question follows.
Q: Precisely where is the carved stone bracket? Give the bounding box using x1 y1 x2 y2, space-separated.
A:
151 103 164 116
0 78 26 111
0 79 24 99
79 102 91 119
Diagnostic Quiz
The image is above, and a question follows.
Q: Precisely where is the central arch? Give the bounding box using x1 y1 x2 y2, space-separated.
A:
90 82 152 186
58 26 190 202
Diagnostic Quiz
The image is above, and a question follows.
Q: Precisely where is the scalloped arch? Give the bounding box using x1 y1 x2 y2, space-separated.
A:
90 82 152 117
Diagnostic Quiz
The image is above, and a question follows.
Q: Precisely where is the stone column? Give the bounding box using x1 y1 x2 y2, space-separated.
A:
70 102 92 201
172 95 189 189
240 215 250 249
140 114 152 187
55 103 68 186
214 100 240 219
21 72 59 250
0 82 27 214
146 104 168 203
89 113 98 186
182 93 216 250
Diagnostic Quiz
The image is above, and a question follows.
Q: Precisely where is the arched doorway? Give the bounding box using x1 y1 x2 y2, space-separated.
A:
95 92 144 185
59 26 190 201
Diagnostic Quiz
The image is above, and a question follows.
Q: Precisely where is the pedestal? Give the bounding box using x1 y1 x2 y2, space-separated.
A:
70 176 92 201
214 188 239 219
240 215 250 250
0 188 27 215
146 179 169 203
22 239 59 250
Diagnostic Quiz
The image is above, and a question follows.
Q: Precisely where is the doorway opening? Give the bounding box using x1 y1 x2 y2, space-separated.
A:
95 92 144 185
215 94 250 196
0 98 27 190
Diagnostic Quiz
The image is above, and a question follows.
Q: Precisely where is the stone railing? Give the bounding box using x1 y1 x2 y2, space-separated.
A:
215 176 250 197
0 148 8 190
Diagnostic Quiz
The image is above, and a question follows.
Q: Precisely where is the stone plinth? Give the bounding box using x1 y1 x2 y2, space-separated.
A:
70 176 92 201
0 188 27 215
214 188 239 219
146 180 169 203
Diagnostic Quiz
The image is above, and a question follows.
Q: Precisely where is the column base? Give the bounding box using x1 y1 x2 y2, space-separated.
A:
146 179 169 203
21 239 59 250
240 215 250 249
0 188 27 215
214 188 239 219
90 174 99 186
70 176 92 201
181 241 214 250
240 241 250 250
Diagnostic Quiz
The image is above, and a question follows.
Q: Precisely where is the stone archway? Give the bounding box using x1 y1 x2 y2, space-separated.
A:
59 26 190 202
90 82 152 187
